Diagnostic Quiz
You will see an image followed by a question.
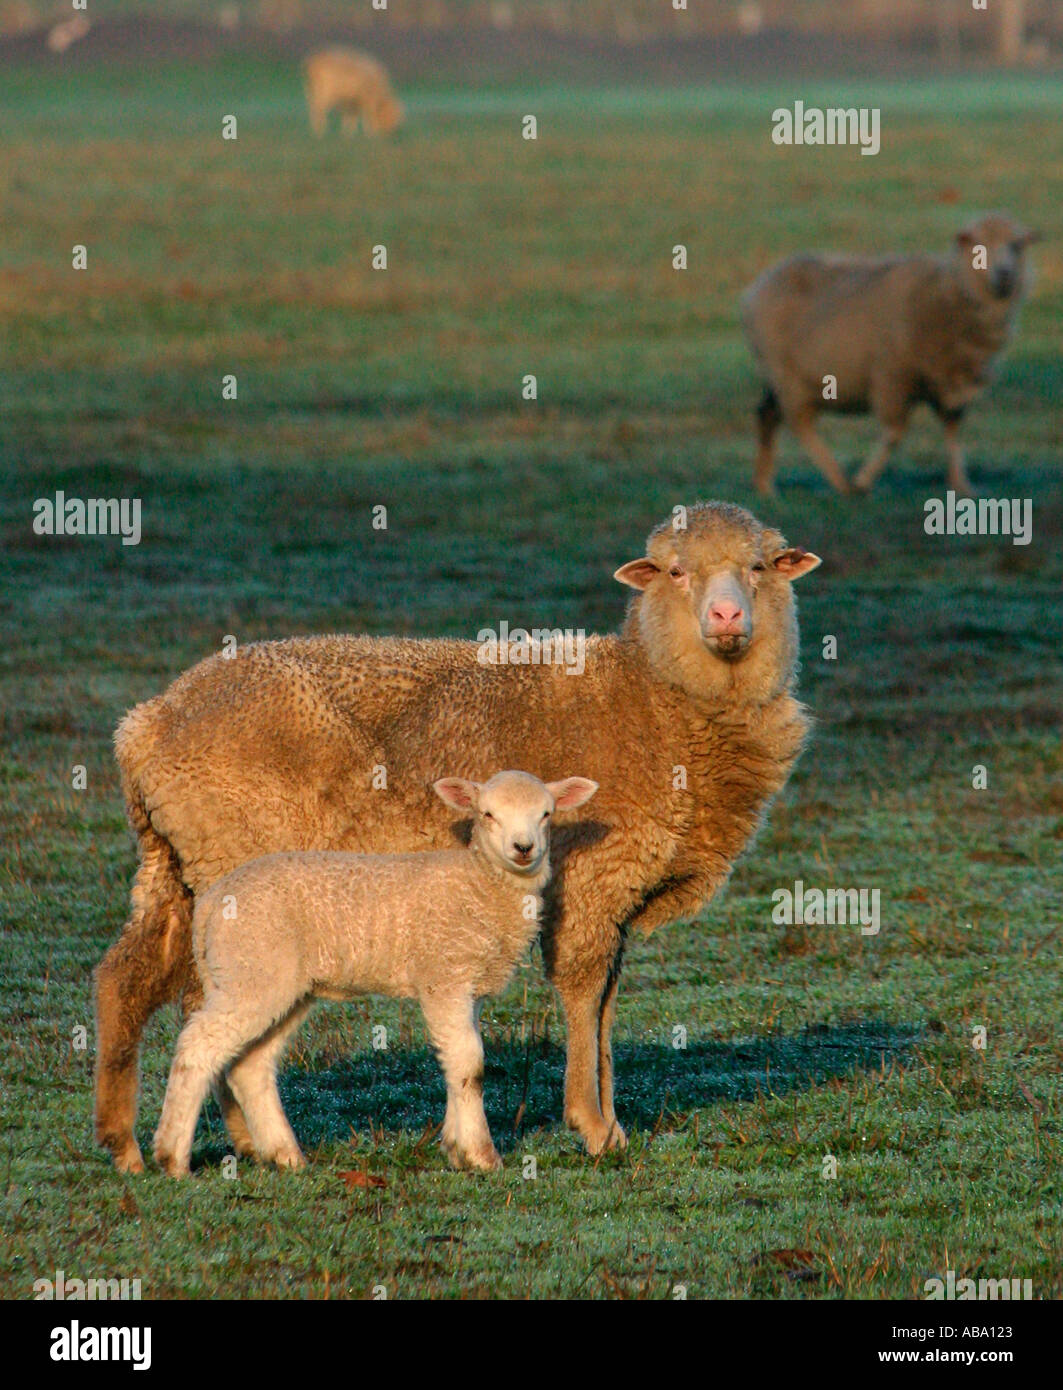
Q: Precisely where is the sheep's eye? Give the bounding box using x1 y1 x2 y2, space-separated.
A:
482 810 494 822
751 562 766 573
669 565 684 578
541 810 550 821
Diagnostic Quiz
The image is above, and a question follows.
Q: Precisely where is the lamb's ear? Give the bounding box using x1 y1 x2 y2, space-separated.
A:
614 559 660 591
547 777 599 812
433 778 479 812
773 547 821 581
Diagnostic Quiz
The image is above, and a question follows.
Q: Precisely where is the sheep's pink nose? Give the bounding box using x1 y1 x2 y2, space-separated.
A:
709 600 744 631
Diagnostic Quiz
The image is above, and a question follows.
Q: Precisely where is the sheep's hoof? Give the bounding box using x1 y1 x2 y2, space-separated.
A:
567 1113 627 1155
111 1141 145 1175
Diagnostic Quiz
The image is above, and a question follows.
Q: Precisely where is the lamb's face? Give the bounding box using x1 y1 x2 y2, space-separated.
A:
956 213 1039 303
615 506 820 668
433 771 598 877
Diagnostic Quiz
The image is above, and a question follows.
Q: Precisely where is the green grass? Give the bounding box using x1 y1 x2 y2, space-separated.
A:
1 59 1061 1299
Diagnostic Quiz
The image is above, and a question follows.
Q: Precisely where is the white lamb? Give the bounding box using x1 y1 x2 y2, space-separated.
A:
153 770 598 1177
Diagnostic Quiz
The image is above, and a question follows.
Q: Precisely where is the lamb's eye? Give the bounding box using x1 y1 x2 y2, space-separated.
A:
751 562 766 573
541 811 550 821
482 810 494 822
669 565 684 578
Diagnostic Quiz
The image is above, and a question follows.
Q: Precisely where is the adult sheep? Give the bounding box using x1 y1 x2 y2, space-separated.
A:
303 48 404 137
95 502 821 1172
742 212 1039 496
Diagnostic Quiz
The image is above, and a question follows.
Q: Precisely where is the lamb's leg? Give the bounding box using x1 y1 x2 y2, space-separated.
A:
153 1000 265 1177
419 993 501 1172
942 412 973 496
340 103 363 136
225 1002 311 1170
596 969 627 1148
753 386 783 496
178 973 256 1158
791 408 852 495
94 832 194 1173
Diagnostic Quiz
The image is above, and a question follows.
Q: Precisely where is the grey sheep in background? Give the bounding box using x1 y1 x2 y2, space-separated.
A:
742 211 1039 496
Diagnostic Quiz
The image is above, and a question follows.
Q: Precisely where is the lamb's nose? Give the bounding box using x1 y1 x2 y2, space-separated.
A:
710 600 743 628
513 841 532 856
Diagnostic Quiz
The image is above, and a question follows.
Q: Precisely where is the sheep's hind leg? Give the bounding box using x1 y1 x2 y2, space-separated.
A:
225 1002 312 1170
753 386 783 496
420 993 501 1172
791 409 852 495
852 421 908 494
94 832 194 1173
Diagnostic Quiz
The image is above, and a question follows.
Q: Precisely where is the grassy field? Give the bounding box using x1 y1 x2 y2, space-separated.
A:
1 53 1061 1299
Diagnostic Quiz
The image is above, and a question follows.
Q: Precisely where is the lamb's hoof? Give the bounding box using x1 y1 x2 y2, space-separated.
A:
446 1142 502 1173
152 1145 189 1179
269 1146 306 1171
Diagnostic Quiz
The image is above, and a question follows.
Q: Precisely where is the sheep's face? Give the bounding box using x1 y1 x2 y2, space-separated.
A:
433 771 598 877
615 503 820 705
955 213 1039 304
374 96 404 133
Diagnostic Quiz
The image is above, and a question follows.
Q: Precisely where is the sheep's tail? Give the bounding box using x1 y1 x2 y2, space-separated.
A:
114 701 192 975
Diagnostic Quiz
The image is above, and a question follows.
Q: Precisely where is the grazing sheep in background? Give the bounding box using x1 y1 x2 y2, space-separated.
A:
46 15 90 52
742 212 1039 496
95 501 820 1172
302 48 404 137
153 771 598 1177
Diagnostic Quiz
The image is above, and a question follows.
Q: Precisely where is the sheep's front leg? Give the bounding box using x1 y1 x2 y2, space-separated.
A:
596 970 626 1146
942 412 973 496
420 993 501 1172
556 977 625 1155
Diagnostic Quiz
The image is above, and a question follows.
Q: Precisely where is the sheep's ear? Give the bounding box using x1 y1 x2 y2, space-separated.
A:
773 547 821 581
433 778 479 812
614 559 659 591
547 777 599 812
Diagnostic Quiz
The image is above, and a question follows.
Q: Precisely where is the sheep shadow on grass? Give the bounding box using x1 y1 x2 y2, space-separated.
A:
191 1020 923 1163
